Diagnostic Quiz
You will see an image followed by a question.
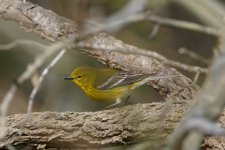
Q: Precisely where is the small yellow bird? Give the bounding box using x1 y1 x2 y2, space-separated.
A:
64 66 180 109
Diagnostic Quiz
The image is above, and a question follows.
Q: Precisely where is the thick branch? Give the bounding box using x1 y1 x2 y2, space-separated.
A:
0 102 225 149
0 0 77 41
0 103 190 149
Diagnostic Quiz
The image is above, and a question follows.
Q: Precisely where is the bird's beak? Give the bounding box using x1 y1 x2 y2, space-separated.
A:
64 76 75 80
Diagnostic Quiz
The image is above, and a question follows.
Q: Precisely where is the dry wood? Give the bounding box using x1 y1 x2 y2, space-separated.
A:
0 103 189 149
0 102 225 149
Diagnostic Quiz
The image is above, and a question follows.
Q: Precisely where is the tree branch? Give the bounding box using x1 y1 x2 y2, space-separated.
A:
0 102 225 150
0 102 190 149
0 0 77 41
0 0 201 101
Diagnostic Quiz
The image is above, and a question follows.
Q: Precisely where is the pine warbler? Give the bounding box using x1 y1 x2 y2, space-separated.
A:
64 66 180 108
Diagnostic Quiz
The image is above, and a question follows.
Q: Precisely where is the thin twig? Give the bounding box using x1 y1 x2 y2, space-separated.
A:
0 38 75 139
178 47 211 65
148 23 161 40
84 12 220 37
164 59 208 73
0 40 46 51
27 49 66 114
84 0 147 34
0 85 17 139
184 118 225 137
144 13 220 37
193 70 201 84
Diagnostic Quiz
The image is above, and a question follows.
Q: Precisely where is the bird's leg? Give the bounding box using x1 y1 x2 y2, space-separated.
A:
124 95 131 106
104 98 121 110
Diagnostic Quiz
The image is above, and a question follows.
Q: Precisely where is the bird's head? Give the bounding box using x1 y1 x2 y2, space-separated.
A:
64 67 96 87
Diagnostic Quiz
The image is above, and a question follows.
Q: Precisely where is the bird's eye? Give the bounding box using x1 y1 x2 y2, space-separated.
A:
76 75 82 79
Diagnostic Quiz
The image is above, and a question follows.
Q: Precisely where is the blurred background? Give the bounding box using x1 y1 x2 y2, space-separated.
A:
0 0 218 114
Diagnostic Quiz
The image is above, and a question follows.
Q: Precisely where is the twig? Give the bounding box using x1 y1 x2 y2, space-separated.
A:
178 47 211 65
16 39 74 84
162 60 208 73
0 85 17 139
27 49 66 114
148 23 161 40
174 0 224 28
0 40 46 51
105 0 147 24
184 118 225 137
84 0 147 34
144 12 220 37
0 38 74 139
84 11 220 37
193 70 201 84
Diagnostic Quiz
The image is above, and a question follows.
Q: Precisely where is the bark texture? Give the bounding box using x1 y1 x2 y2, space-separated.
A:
0 103 189 149
0 0 77 40
0 103 225 149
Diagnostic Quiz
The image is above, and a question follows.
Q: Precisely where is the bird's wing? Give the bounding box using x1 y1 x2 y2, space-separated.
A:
96 72 152 90
93 68 117 88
